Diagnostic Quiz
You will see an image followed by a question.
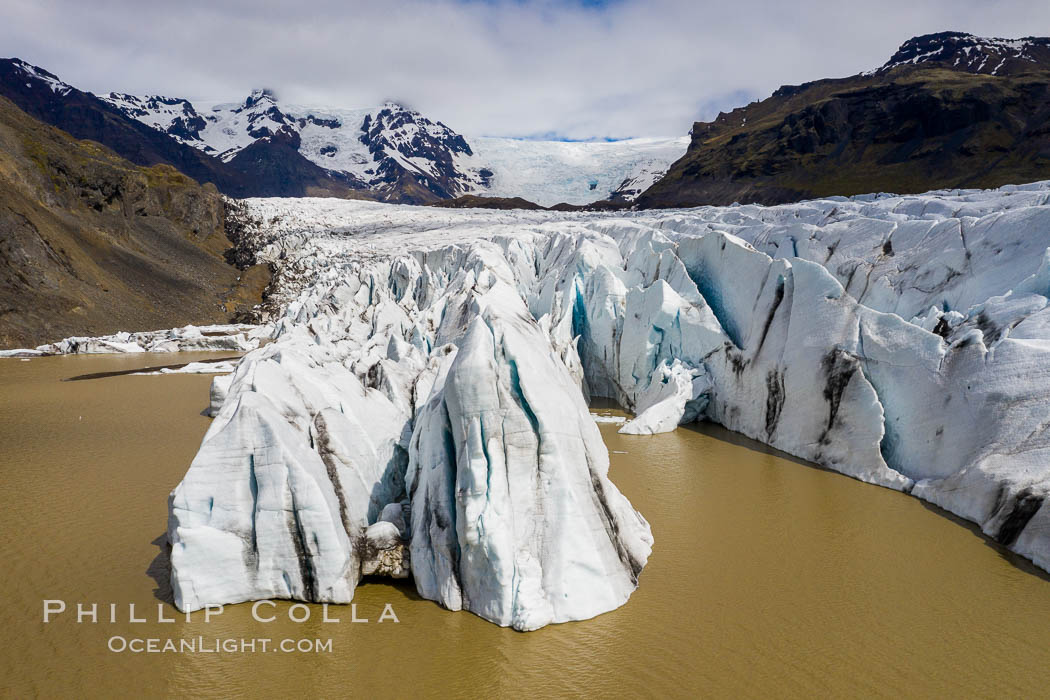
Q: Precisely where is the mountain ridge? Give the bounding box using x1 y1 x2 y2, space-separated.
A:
100 87 688 206
872 31 1050 77
0 58 687 207
636 31 1050 208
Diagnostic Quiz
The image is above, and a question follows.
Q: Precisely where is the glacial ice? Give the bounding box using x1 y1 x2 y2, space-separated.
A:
40 180 1050 629
167 231 654 629
0 324 266 357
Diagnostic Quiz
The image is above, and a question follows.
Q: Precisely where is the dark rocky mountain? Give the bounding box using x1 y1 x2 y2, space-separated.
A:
0 59 236 189
637 33 1050 208
875 32 1050 77
0 94 266 348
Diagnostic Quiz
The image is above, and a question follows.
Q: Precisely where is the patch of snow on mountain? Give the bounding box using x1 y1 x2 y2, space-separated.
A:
292 106 374 173
194 91 295 160
104 92 207 144
11 60 72 95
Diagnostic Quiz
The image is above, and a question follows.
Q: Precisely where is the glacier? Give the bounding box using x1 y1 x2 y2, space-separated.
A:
166 225 655 629
19 181 1050 629
467 135 689 206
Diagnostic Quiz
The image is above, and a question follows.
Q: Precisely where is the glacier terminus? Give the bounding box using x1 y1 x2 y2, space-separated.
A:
107 181 1050 630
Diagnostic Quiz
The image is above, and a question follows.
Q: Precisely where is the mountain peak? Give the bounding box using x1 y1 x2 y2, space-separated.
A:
378 100 414 114
5 58 72 95
875 31 1050 76
244 88 278 109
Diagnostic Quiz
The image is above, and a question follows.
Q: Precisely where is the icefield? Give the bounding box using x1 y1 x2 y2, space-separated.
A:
468 135 690 206
157 182 1050 628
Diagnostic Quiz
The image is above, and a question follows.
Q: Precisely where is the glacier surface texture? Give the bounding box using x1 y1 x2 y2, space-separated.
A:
167 182 1050 629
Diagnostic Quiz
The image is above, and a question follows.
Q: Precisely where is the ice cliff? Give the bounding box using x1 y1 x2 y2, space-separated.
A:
163 183 1050 629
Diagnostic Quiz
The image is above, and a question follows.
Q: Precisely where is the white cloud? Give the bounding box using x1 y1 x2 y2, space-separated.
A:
3 0 1049 139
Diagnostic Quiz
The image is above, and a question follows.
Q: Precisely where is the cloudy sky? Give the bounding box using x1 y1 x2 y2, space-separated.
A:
3 0 1048 139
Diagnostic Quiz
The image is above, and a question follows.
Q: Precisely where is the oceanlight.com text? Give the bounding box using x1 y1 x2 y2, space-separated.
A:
107 636 334 654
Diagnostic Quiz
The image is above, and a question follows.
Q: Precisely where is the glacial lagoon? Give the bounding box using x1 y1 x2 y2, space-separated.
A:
2 353 1050 697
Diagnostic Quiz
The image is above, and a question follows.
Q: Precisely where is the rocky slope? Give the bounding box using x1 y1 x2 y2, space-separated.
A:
0 95 266 348
637 33 1050 207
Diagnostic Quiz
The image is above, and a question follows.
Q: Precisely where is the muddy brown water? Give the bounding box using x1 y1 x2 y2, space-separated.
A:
2 354 1050 698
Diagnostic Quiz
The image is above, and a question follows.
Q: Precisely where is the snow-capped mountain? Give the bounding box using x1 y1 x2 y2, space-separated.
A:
0 57 686 205
102 90 487 201
1 58 257 198
100 89 687 206
871 31 1050 76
